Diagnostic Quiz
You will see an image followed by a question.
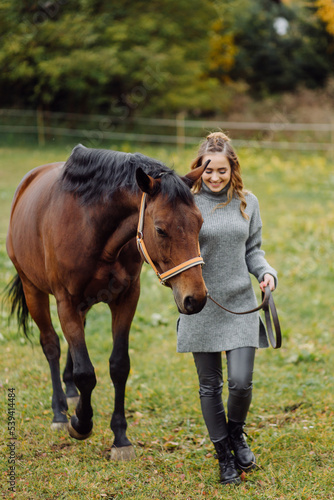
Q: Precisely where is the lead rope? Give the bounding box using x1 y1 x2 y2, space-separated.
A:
207 286 282 349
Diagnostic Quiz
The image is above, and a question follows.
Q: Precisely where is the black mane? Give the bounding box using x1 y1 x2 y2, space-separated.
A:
60 145 193 205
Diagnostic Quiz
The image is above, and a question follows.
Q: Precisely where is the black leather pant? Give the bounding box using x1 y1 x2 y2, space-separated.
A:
193 348 256 443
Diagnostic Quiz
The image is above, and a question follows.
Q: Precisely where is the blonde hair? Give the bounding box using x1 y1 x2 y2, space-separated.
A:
191 132 249 219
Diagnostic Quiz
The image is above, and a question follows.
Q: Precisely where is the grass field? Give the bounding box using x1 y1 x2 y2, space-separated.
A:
0 143 333 499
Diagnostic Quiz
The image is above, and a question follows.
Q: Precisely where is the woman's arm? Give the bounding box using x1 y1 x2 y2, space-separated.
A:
245 196 277 290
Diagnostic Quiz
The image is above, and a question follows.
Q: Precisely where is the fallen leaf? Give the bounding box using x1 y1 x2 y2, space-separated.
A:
164 441 179 449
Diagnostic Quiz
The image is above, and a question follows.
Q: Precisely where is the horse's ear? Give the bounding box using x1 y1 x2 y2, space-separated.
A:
136 168 160 195
181 160 211 188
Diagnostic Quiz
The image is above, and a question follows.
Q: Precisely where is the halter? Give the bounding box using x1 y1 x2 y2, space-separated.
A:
136 193 204 285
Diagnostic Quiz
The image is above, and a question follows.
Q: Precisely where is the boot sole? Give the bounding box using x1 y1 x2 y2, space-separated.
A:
237 461 256 473
220 476 242 485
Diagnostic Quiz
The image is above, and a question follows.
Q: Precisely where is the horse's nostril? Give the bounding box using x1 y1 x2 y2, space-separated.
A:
184 295 207 314
184 296 194 313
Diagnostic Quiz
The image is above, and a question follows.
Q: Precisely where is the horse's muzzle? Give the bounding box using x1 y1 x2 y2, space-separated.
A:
182 294 207 315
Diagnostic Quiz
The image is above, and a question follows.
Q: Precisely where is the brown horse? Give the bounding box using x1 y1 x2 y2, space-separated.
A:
6 145 207 459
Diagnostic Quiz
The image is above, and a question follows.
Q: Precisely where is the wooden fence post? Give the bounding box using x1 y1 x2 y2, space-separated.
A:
331 118 334 162
37 107 45 146
176 111 186 150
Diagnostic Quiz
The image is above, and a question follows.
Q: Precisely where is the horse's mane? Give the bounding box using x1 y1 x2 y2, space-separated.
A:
60 144 193 205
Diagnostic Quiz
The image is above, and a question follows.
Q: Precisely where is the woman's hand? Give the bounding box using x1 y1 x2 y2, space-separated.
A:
260 273 275 292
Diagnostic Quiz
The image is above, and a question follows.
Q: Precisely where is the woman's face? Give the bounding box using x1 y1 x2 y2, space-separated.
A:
201 153 231 193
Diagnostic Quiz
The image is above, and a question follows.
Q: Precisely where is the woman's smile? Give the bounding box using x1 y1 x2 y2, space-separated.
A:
201 153 231 192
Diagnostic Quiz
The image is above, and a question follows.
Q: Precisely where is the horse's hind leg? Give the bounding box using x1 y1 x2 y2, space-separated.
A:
21 279 68 429
63 348 79 405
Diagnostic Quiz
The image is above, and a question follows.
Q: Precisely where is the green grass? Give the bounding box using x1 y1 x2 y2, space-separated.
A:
0 143 333 499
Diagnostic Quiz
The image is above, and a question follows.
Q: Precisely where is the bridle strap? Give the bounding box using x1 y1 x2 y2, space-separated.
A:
136 193 204 285
208 286 282 349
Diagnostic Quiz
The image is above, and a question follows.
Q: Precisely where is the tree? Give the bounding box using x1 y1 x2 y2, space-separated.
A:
0 0 223 115
0 0 333 116
208 0 334 96
315 0 334 35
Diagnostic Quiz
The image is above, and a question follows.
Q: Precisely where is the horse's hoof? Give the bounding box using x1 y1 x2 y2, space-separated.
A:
66 396 80 406
51 421 69 432
68 415 93 441
110 445 136 461
68 419 92 440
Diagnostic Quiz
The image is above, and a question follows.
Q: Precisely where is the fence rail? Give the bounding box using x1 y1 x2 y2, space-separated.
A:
1 109 333 151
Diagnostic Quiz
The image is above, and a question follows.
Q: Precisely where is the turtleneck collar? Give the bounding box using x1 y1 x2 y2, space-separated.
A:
198 180 231 202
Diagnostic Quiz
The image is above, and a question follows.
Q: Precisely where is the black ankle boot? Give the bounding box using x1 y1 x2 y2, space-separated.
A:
228 420 256 472
214 437 241 485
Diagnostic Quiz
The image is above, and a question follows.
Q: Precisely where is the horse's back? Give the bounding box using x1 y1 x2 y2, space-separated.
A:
7 162 65 291
9 162 64 214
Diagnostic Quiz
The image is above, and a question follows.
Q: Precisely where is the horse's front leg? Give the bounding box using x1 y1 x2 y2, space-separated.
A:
57 297 96 440
63 348 80 406
63 314 88 405
109 280 140 460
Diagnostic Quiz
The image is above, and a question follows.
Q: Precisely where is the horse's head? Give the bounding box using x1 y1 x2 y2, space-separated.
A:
135 164 208 315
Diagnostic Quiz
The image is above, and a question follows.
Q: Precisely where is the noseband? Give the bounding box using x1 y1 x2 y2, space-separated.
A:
136 193 204 286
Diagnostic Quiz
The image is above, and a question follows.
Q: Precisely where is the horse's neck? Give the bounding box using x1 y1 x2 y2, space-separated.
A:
96 191 142 261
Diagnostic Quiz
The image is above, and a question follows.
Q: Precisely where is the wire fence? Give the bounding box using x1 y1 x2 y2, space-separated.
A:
1 108 334 151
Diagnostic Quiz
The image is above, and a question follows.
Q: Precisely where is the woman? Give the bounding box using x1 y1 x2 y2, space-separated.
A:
177 132 277 485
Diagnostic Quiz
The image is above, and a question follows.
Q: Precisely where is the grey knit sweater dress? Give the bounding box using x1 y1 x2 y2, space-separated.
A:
177 182 277 353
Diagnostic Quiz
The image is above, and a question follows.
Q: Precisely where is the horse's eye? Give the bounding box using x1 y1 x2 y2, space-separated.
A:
156 227 167 237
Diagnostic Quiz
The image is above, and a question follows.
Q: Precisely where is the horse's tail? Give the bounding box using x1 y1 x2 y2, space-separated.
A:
4 274 31 338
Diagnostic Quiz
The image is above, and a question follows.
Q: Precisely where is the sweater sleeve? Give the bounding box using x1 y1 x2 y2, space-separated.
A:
245 197 278 287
